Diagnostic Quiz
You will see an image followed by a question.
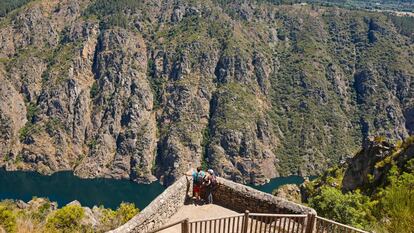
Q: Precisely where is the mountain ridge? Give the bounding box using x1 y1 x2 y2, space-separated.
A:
0 0 413 185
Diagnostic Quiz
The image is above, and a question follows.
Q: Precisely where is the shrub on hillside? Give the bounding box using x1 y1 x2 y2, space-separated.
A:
0 204 17 233
116 202 139 224
46 204 85 232
305 139 414 232
100 202 139 230
374 165 414 233
308 186 374 229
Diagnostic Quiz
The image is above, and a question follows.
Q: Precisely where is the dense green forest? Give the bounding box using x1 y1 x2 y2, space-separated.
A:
82 0 145 29
307 0 414 11
0 0 31 17
249 0 414 11
390 15 414 37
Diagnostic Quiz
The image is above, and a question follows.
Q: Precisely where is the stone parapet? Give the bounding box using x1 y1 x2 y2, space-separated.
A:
213 177 315 215
108 175 191 233
109 176 315 232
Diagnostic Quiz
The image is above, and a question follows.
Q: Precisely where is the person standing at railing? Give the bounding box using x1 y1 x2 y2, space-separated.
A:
185 166 205 202
203 169 218 204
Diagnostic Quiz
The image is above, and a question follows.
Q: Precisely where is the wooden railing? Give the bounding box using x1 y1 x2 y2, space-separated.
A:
314 216 369 233
147 218 190 233
147 212 370 233
246 213 309 233
148 211 310 233
189 213 245 233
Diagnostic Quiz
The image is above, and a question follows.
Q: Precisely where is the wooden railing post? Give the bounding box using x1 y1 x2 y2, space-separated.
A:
305 213 316 233
182 218 190 233
242 210 249 233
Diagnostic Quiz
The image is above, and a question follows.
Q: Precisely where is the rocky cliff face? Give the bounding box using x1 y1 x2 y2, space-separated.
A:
342 136 414 192
0 0 413 185
301 135 414 195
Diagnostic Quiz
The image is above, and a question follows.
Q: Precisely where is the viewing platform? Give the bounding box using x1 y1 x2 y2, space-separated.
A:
158 204 238 233
109 176 368 233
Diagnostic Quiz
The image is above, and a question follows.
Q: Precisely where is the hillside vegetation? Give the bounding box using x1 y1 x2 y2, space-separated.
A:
302 136 414 232
0 198 138 233
0 0 32 17
0 0 413 185
306 0 414 11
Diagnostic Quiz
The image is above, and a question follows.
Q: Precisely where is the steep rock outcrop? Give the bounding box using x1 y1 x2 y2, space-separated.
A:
202 50 278 184
0 0 413 185
75 28 157 183
342 136 414 192
154 45 219 185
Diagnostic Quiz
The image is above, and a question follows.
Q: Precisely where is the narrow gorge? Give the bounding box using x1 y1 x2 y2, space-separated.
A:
0 0 413 186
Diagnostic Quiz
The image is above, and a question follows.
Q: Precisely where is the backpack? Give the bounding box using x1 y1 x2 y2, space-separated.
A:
210 175 218 187
195 171 204 185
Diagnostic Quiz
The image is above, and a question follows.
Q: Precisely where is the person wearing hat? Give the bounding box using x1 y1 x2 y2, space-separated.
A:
203 169 217 204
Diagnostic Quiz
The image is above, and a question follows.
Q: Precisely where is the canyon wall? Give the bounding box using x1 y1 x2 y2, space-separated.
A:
0 0 413 185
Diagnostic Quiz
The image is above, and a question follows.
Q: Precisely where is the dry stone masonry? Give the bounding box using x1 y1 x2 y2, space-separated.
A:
110 176 315 233
213 178 315 215
108 176 191 233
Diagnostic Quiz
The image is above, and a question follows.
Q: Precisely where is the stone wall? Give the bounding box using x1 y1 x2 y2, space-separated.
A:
110 176 315 233
213 177 315 214
108 175 192 233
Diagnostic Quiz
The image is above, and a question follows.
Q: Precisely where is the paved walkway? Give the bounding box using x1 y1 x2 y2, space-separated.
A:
156 204 304 233
158 204 239 233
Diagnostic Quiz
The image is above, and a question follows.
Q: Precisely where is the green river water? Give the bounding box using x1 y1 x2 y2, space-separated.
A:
0 169 306 210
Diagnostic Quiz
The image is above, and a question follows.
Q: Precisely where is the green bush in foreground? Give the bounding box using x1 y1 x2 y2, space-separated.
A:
100 202 139 231
0 204 17 233
116 202 139 224
306 154 414 233
0 198 139 233
374 169 414 233
46 204 85 233
308 186 374 229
